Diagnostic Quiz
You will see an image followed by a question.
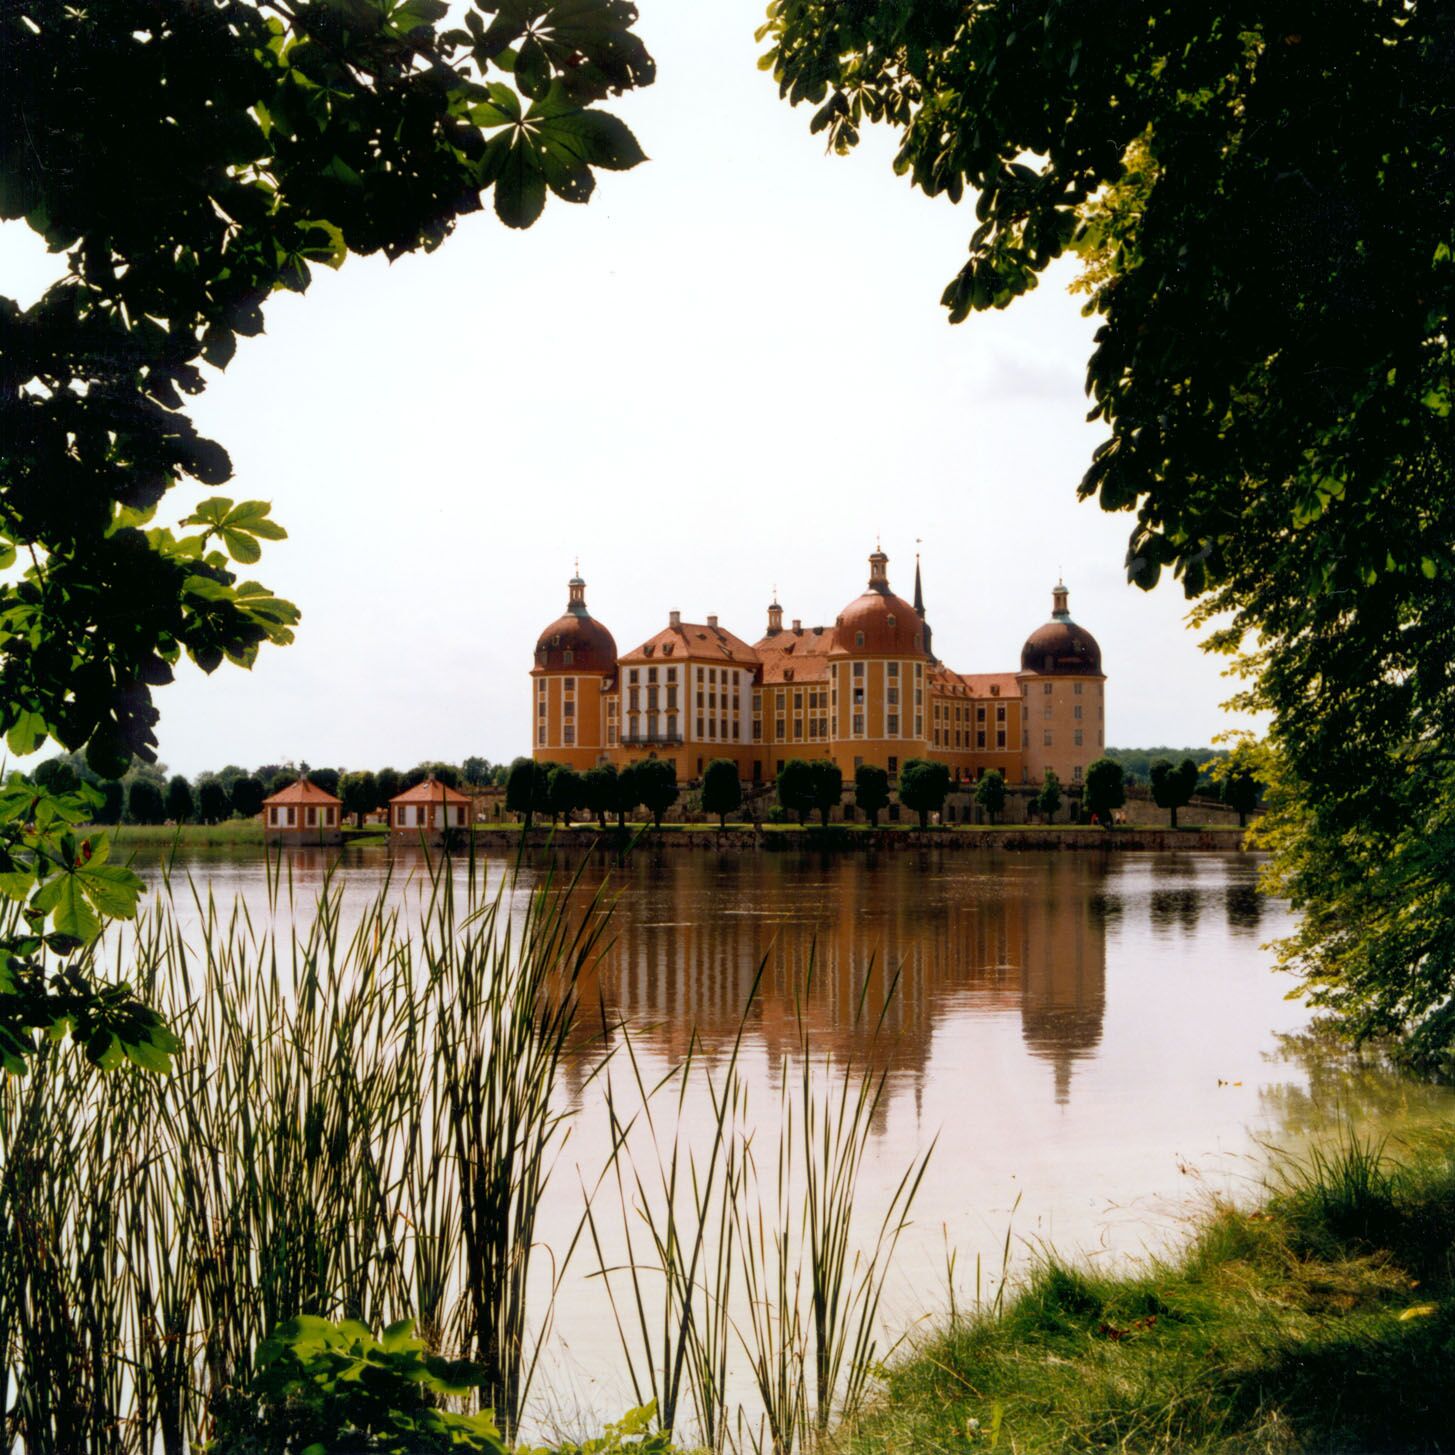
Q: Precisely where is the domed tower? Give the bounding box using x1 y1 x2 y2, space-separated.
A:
826 547 931 777
531 568 619 769
1016 581 1106 792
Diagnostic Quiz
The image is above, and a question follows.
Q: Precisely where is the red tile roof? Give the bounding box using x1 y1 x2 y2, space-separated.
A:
262 778 342 807
389 777 471 804
619 621 760 667
755 624 834 683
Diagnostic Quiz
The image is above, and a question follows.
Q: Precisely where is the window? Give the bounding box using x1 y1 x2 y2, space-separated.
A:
629 687 640 710
887 687 899 705
793 721 803 739
775 718 785 737
648 667 658 683
667 715 677 738
564 677 576 691
853 714 865 734
563 650 573 665
854 756 863 769
1099 730 1104 745
886 614 896 628
855 632 865 647
629 668 639 683
1043 682 1052 694
1043 705 1053 719
697 717 705 736
537 701 546 718
563 700 574 717
1073 705 1083 720
537 727 546 745
1073 765 1083 783
977 730 986 748
667 667 677 682
1074 682 1083 695
1044 730 1053 746
564 726 575 745
888 756 898 774
1074 729 1083 746
696 690 704 708
888 661 899 677
888 714 899 734
853 662 864 678
996 705 1006 721
667 687 678 710
977 706 986 722
997 730 1006 748
753 721 762 740
793 691 803 710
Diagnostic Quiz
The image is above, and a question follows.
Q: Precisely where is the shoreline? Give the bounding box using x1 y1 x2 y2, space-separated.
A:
104 822 1254 853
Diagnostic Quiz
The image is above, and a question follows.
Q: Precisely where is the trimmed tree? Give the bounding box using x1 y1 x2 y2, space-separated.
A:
340 770 380 829
975 769 1006 825
1084 758 1127 829
1150 757 1200 829
197 780 230 824
230 775 264 819
854 763 890 827
1037 769 1063 823
462 756 493 786
702 759 742 830
547 765 583 826
127 779 165 825
808 759 843 827
505 758 538 830
165 774 194 824
1221 768 1260 828
584 764 618 830
636 759 679 830
375 768 403 809
776 758 815 825
612 762 641 830
899 758 951 830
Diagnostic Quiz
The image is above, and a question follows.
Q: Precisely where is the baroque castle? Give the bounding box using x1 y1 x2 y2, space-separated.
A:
531 547 1105 790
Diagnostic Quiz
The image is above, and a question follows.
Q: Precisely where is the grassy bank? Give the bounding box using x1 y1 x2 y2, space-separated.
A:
106 819 265 847
845 1133 1455 1454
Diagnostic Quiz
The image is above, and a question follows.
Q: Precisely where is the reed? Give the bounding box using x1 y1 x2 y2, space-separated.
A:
588 952 932 1455
0 853 609 1452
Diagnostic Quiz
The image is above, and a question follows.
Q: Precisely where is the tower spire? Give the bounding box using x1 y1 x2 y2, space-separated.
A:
913 552 925 617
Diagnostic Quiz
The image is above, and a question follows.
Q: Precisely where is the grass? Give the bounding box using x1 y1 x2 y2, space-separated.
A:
106 819 266 846
837 1129 1455 1455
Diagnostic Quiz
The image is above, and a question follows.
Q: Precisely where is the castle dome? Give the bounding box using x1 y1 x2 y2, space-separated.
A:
831 548 928 657
534 571 618 673
1020 582 1102 676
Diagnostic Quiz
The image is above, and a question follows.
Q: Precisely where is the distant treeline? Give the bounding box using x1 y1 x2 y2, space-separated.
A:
24 754 512 826
1104 746 1227 788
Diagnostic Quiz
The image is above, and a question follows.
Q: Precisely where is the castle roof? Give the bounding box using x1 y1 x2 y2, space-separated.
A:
620 619 760 667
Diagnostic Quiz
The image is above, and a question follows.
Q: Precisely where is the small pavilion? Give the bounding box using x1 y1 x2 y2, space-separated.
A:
388 777 472 843
261 778 343 845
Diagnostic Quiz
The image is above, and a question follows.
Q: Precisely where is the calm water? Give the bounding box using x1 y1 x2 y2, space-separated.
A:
130 845 1455 1432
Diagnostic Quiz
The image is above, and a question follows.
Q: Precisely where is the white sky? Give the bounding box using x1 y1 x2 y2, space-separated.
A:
3 1 1258 777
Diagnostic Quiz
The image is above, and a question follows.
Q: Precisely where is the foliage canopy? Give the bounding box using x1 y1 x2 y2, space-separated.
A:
762 0 1455 1054
1 0 652 776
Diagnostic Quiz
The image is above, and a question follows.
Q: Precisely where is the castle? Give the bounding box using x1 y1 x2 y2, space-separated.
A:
531 547 1105 790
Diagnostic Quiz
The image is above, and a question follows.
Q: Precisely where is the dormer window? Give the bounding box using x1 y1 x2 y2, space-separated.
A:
563 649 574 666
855 632 865 648
663 643 674 656
990 683 999 697
886 614 896 628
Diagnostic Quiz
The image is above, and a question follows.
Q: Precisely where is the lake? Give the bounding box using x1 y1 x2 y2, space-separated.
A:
125 844 1455 1436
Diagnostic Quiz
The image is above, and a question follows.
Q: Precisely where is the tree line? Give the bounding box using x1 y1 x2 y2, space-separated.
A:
25 754 513 826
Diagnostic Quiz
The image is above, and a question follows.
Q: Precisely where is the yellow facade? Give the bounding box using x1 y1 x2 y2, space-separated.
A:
531 553 1105 790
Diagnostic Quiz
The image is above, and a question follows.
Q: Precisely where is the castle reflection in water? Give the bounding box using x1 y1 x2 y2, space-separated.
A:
249 846 1266 1110
566 851 1116 1107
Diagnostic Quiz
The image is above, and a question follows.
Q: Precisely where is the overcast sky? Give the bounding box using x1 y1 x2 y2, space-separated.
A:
3 1 1259 778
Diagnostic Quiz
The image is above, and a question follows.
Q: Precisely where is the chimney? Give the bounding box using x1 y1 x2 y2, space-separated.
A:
792 618 802 634
669 609 681 629
707 614 719 629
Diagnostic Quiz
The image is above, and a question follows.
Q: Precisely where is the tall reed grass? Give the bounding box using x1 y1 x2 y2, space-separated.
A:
1 853 931 1454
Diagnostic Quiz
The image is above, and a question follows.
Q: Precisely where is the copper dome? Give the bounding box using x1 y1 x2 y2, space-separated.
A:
534 574 618 674
1020 583 1102 676
830 548 930 657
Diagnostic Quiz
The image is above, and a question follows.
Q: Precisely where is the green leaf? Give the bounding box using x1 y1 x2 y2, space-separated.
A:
493 141 547 228
32 873 102 941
